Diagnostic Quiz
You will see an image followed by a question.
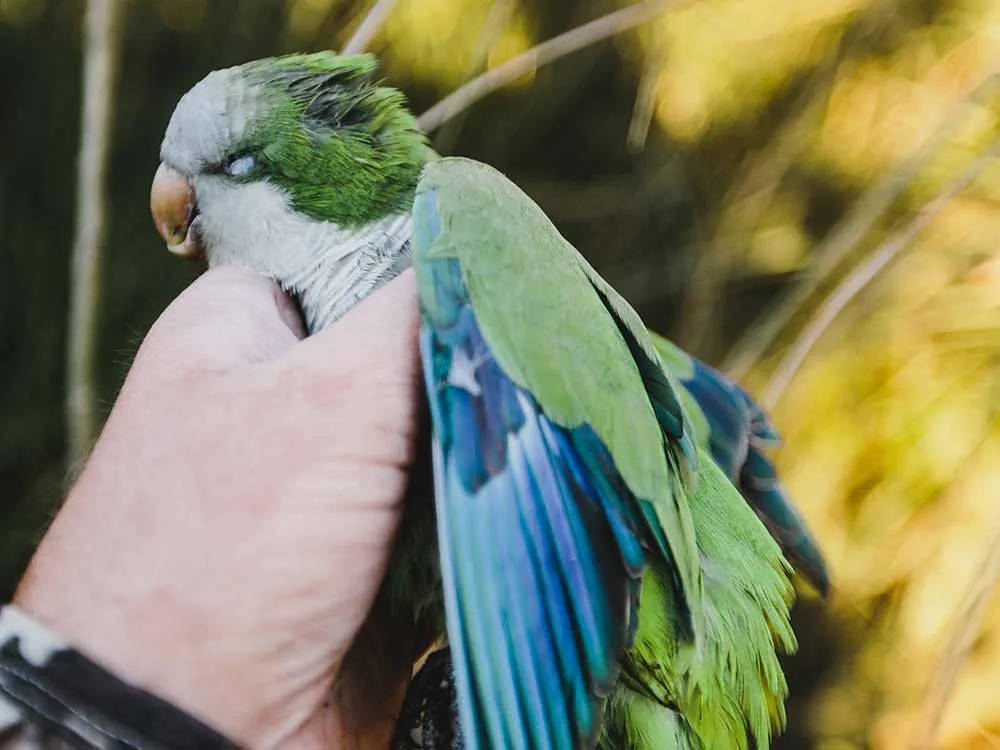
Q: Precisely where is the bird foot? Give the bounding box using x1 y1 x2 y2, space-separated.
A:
391 648 463 750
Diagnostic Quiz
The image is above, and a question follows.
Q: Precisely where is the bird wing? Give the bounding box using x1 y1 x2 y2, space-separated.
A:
652 334 829 595
411 157 704 749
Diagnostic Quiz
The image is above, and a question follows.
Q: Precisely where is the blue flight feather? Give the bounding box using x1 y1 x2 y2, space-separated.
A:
416 188 648 748
678 356 830 595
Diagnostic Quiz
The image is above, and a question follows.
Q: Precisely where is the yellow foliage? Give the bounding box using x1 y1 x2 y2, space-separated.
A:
381 0 534 89
639 0 858 140
358 1 1000 742
59 0 1000 746
772 226 1000 745
280 0 1000 744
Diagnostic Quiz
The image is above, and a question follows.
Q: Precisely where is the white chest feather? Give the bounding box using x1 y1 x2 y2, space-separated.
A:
288 213 414 332
195 177 414 332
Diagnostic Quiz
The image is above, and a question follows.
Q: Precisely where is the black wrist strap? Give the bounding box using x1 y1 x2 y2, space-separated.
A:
0 606 241 749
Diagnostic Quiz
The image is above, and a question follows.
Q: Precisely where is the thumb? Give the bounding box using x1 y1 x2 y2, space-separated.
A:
136 265 305 378
281 269 419 380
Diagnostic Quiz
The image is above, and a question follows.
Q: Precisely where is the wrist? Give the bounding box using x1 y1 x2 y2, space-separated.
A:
10 480 271 747
0 604 242 749
10 470 352 750
11 578 259 746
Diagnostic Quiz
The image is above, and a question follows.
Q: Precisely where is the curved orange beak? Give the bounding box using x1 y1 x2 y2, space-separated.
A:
150 163 204 260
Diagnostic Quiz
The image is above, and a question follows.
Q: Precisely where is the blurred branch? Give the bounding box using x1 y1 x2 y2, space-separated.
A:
913 506 1000 750
676 45 842 350
724 67 1000 379
416 0 693 132
66 0 125 469
759 135 1000 409
676 0 912 352
627 42 665 152
432 0 517 154
342 0 398 55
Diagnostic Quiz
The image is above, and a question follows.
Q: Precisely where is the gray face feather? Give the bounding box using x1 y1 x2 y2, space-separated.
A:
159 65 413 332
161 67 259 175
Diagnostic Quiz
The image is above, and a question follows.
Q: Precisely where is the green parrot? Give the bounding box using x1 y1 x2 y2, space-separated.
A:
150 52 827 750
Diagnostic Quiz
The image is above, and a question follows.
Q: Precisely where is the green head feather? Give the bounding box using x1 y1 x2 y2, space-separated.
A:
160 51 428 229
157 52 429 327
238 52 428 227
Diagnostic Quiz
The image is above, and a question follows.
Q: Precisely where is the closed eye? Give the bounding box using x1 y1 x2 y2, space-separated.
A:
215 152 258 178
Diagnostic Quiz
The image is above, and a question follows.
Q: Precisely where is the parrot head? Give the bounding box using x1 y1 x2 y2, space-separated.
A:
151 52 427 319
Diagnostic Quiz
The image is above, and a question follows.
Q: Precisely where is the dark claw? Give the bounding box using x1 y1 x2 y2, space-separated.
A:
392 648 463 750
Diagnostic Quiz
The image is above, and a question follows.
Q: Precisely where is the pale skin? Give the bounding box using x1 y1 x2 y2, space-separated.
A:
14 266 421 750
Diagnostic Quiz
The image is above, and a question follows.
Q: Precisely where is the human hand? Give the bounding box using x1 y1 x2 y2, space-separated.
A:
14 266 420 749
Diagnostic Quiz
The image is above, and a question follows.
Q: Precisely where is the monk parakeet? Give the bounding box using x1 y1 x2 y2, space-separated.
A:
150 52 827 750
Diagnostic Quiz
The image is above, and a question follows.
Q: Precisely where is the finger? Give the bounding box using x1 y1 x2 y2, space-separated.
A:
137 265 305 378
263 272 421 470
282 270 420 384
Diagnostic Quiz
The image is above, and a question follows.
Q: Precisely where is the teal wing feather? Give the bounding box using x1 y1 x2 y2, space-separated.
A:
651 334 829 595
412 157 704 749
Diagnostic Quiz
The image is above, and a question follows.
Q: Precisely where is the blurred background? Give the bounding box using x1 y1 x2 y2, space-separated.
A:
2 0 1000 747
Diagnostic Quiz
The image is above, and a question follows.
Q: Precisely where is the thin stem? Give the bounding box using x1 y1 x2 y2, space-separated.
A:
67 0 125 469
724 66 1000 379
416 0 692 133
912 505 1000 750
627 42 665 152
342 0 398 55
759 136 1000 410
